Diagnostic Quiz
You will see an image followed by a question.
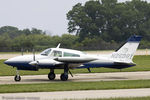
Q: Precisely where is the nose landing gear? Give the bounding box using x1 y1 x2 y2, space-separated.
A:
14 70 21 81
14 75 21 81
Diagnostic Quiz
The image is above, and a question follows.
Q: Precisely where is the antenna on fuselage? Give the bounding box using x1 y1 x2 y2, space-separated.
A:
56 43 61 48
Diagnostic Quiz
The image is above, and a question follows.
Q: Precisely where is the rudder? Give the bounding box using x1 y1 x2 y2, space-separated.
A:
110 35 142 62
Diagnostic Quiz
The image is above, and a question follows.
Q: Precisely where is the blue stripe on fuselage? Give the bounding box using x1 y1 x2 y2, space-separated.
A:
5 61 55 70
78 63 134 69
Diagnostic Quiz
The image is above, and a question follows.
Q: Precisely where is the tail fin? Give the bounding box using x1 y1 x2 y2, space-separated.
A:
110 35 142 63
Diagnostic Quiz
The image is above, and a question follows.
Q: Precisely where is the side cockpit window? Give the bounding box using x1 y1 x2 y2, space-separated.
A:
41 49 51 56
50 50 62 57
63 52 80 57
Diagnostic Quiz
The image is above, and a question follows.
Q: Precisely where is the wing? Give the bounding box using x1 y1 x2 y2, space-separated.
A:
54 57 97 63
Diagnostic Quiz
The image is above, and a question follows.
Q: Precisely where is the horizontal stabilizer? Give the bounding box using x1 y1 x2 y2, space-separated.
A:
114 61 136 66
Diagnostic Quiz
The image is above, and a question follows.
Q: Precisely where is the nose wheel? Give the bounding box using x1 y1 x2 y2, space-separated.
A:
14 75 21 81
14 69 21 81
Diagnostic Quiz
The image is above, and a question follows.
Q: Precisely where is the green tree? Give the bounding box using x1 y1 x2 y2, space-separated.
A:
31 28 43 34
60 34 79 49
67 0 150 43
22 29 31 35
0 26 19 38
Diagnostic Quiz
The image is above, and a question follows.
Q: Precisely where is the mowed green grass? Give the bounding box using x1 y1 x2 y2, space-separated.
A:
0 55 150 76
0 80 150 93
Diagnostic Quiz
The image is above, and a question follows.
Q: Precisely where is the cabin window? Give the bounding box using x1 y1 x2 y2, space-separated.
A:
63 52 80 57
40 49 51 56
50 50 62 57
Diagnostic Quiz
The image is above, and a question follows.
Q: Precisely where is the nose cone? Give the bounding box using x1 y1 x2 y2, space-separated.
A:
4 56 23 66
4 59 13 66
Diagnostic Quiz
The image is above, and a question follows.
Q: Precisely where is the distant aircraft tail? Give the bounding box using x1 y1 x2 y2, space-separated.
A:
110 35 142 63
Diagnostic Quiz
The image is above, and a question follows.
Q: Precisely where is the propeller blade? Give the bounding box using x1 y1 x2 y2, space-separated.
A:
33 49 35 61
21 48 24 56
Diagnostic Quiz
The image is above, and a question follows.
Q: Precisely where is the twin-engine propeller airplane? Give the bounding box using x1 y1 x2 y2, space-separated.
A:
4 35 142 81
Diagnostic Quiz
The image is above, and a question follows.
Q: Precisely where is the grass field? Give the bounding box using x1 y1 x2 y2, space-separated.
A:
0 80 150 93
0 55 150 76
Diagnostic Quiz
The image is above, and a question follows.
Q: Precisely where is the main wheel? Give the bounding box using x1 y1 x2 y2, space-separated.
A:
14 75 21 82
48 73 56 80
60 73 68 81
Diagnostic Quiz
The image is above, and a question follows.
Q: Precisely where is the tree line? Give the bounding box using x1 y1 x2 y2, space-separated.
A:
1 0 150 52
0 26 119 52
67 0 150 48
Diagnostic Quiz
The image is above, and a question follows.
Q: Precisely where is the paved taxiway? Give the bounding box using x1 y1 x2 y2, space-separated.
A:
0 88 150 100
1 72 150 99
1 71 150 84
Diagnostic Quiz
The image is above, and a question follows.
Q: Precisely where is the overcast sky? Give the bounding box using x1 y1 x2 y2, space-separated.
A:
0 0 149 36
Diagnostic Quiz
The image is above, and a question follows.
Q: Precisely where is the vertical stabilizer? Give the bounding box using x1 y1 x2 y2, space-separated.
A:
110 35 142 62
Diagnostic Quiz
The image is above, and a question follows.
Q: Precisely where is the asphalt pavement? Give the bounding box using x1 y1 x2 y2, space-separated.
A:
0 88 150 100
0 71 150 84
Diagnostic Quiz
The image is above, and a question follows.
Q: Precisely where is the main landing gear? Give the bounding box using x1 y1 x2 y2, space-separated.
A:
48 69 56 80
60 64 69 81
48 64 70 81
14 70 21 81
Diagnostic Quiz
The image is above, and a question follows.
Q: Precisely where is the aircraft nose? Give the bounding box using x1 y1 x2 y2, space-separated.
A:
4 59 12 65
4 57 17 66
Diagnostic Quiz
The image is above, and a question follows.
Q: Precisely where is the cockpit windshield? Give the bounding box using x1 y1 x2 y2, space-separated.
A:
40 49 51 56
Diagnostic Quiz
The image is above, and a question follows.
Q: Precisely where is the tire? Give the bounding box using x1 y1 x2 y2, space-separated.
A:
60 73 68 81
48 73 56 80
14 75 21 82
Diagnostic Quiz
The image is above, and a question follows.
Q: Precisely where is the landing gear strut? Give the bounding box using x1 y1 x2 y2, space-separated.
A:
14 69 21 81
60 64 69 81
48 69 56 80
